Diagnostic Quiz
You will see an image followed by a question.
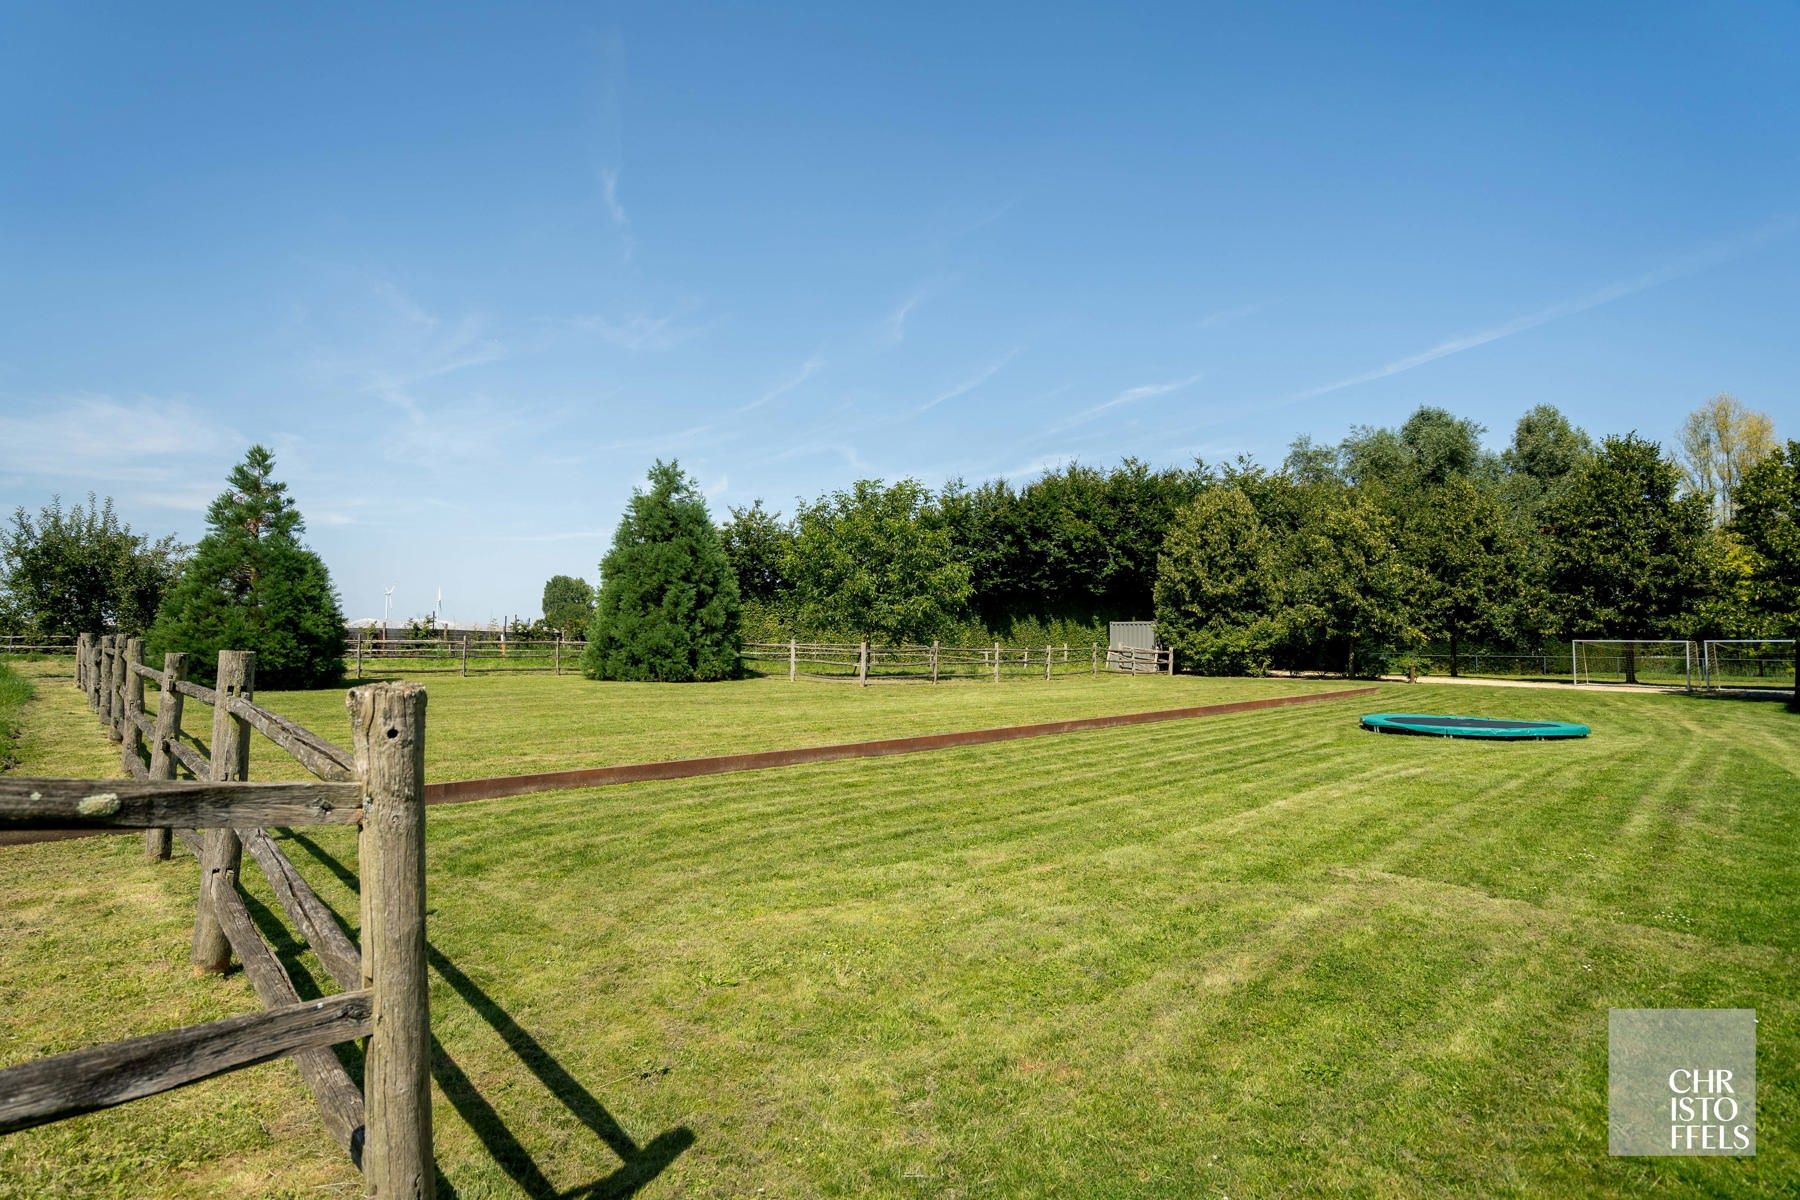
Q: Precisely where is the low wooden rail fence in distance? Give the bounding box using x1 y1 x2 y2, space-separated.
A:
0 636 76 657
350 635 584 678
1 634 435 1198
743 640 1175 684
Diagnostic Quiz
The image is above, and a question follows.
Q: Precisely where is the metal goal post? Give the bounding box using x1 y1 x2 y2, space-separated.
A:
1700 638 1798 690
1570 640 1695 692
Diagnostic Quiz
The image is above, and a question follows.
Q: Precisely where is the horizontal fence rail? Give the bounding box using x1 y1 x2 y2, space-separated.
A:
0 992 373 1135
0 636 436 1198
349 636 583 678
743 640 1175 684
0 637 77 656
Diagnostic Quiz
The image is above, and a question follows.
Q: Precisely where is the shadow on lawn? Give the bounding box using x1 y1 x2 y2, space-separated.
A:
281 832 695 1199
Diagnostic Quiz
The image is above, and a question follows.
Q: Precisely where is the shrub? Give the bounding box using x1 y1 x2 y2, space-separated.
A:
583 461 742 682
147 446 346 688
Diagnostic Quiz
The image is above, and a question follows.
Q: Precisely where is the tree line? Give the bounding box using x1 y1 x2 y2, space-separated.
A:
561 394 1795 705
4 395 1795 704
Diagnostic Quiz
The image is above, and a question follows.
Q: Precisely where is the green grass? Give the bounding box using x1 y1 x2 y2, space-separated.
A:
185 665 1351 783
1 664 1796 1197
0 663 32 771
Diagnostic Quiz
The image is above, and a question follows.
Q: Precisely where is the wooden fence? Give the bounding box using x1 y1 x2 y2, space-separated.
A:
351 635 583 678
742 640 1174 684
0 636 76 656
0 633 435 1198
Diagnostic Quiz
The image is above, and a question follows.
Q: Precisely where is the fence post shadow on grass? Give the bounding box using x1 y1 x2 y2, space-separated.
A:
281 832 695 1199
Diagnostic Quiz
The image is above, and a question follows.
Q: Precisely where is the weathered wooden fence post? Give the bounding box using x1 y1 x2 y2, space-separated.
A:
98 636 115 731
144 651 187 861
121 637 146 774
930 640 939 684
1091 642 1098 674
75 632 90 690
192 651 254 975
106 636 128 742
1167 646 1176 676
858 641 869 687
788 639 797 682
461 635 469 677
351 681 434 1200
355 635 364 680
554 633 561 676
1044 644 1053 681
992 643 1001 683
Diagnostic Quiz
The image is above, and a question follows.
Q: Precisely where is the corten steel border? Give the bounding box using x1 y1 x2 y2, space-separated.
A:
420 686 1381 807
2 686 1381 844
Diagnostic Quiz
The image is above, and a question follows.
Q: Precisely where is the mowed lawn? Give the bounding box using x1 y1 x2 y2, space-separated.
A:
0 663 1796 1198
182 665 1353 783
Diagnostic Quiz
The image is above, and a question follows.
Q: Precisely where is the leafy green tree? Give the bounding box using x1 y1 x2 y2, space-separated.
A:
1282 492 1419 677
1732 440 1800 709
718 501 794 605
1502 405 1592 515
790 479 970 645
1341 407 1495 491
540 574 596 638
1689 529 1772 642
147 446 346 687
940 477 1026 629
1399 478 1531 675
582 461 742 682
1680 394 1778 525
1281 436 1344 486
1 494 184 639
1153 487 1280 674
1543 434 1710 683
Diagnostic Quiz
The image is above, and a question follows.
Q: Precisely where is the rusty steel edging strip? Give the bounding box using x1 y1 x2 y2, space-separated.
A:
4 687 1382 844
419 686 1381 807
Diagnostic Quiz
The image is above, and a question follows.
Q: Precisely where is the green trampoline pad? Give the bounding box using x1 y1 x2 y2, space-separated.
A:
1360 712 1590 740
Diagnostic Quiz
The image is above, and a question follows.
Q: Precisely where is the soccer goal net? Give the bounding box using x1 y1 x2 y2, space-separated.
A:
1570 640 1695 690
1701 639 1797 692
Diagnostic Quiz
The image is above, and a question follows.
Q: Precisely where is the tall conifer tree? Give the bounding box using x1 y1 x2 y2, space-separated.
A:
148 446 346 687
583 461 742 682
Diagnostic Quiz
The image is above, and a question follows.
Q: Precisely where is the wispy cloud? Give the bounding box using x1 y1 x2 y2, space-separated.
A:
739 353 825 414
562 312 687 352
594 423 718 455
914 349 1020 416
1049 372 1204 433
1001 452 1078 481
600 167 629 231
884 288 927 345
1198 302 1267 329
0 395 243 510
593 33 633 259
1292 216 1798 402
754 441 872 474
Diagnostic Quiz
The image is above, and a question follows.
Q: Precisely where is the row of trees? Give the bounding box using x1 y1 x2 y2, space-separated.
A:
2 447 347 687
572 398 1795 703
4 396 1793 699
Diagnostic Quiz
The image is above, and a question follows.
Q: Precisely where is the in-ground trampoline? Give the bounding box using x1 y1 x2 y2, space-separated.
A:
1360 712 1590 740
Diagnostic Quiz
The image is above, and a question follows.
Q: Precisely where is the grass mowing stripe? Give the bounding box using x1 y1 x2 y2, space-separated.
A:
4 664 1797 1198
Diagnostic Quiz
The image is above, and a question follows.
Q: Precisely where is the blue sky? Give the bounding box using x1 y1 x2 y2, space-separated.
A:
2 3 1796 624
